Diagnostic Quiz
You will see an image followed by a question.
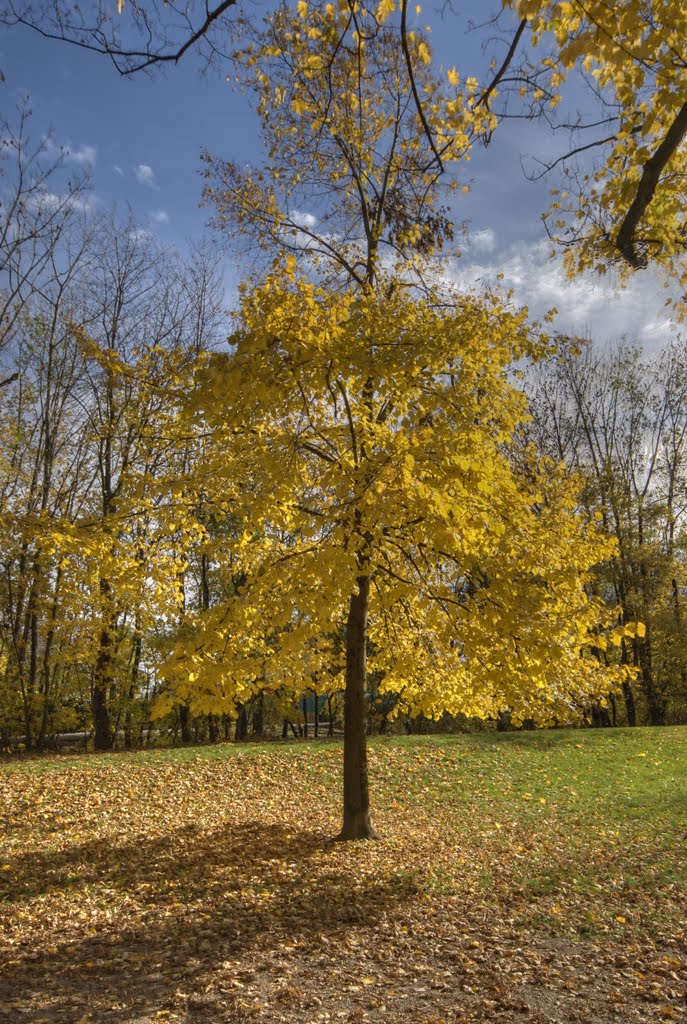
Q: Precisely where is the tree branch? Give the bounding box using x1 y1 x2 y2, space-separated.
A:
615 98 687 268
3 0 238 75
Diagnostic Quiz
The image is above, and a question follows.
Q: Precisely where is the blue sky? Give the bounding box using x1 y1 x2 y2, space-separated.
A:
1 6 680 349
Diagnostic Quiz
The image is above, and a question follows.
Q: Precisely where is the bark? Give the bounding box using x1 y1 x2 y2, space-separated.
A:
636 634 665 725
179 704 192 743
252 692 264 737
619 638 637 726
615 98 687 268
208 714 219 743
335 576 378 841
235 703 248 741
92 579 114 751
622 680 637 727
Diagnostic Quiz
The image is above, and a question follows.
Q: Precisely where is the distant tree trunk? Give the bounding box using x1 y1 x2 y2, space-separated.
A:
179 704 192 743
124 623 142 750
252 692 264 736
208 713 219 743
235 703 248 741
327 694 334 737
36 569 62 752
496 710 511 732
619 639 637 726
635 633 665 725
313 688 319 738
622 681 636 727
92 580 114 751
282 718 289 739
336 575 377 841
590 702 611 727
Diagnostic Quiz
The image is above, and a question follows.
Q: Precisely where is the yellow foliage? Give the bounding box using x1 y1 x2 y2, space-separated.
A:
503 0 687 295
164 274 629 723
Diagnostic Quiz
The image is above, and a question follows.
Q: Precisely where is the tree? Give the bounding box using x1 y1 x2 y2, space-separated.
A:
0 101 92 373
527 338 687 726
0 113 225 749
163 0 635 840
159 269 630 839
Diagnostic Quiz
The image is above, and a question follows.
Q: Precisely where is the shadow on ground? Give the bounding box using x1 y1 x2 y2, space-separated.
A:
0 820 419 1023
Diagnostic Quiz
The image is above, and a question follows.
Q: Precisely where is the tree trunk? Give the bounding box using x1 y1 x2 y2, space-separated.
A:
335 576 378 841
208 713 219 743
92 577 116 751
496 710 511 732
235 703 248 741
622 680 636 727
620 640 637 726
179 704 192 743
252 692 264 737
636 634 665 725
124 625 142 750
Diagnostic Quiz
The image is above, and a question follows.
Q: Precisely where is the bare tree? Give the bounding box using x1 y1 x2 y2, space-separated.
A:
527 339 687 726
0 102 93 376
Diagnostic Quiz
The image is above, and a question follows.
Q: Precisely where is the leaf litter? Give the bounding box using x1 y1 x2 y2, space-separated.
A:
0 732 685 1023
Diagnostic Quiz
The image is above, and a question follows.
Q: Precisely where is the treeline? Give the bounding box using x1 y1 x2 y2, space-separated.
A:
0 113 685 753
0 112 227 751
527 343 687 728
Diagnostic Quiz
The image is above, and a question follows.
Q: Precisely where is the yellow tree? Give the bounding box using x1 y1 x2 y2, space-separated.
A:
184 0 638 840
161 271 632 839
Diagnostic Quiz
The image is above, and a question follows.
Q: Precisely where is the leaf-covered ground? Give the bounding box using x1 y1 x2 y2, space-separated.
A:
1 729 685 1024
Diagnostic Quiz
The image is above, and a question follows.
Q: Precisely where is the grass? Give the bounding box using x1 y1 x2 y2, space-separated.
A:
1 727 686 1023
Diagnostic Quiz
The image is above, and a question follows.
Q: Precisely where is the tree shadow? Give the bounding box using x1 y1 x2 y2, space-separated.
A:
0 820 419 1022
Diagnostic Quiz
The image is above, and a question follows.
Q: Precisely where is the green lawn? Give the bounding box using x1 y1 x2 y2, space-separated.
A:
1 728 685 1023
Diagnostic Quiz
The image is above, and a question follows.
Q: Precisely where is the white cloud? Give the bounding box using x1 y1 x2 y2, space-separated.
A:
128 227 151 244
291 209 318 230
42 137 96 165
113 165 124 176
150 209 169 223
30 189 94 214
135 163 156 187
470 228 496 253
447 238 680 351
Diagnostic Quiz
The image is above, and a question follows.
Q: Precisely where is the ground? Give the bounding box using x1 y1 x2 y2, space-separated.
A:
1 729 685 1024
